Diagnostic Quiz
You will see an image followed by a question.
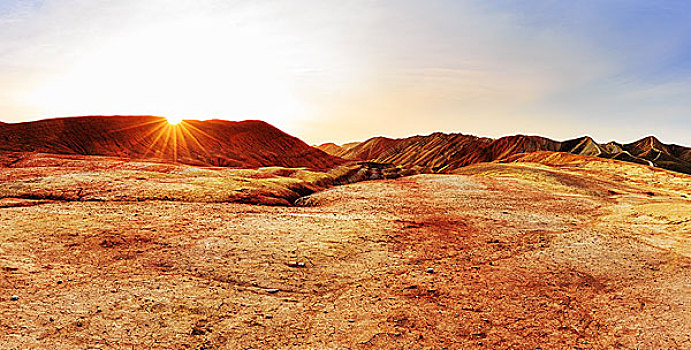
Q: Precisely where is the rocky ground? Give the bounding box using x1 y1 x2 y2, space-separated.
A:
1 156 690 349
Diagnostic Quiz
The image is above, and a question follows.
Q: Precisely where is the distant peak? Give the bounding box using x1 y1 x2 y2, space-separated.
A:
633 135 662 144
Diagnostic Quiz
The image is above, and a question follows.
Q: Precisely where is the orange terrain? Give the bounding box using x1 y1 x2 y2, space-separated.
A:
1 152 690 349
0 116 344 169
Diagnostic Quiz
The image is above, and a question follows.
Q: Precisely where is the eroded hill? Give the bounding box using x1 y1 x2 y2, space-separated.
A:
0 116 344 169
319 133 691 174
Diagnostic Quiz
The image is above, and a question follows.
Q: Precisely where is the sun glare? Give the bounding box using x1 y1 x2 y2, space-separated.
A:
166 115 183 125
25 18 305 128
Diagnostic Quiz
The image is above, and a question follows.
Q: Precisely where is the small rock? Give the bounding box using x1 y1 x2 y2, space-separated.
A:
10 295 19 301
265 315 273 319
191 326 206 335
56 280 63 284
426 268 434 274
348 319 355 323
266 288 280 294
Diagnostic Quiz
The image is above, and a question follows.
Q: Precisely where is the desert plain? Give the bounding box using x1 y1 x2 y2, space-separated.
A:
1 150 690 349
2 0 691 347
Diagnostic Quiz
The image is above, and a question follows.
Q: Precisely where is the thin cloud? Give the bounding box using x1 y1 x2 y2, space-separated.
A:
0 0 689 145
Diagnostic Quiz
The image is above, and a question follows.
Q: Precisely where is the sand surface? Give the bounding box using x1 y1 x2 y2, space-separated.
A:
1 160 690 349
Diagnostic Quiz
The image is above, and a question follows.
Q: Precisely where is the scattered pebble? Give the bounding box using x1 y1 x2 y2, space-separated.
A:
265 314 273 319
10 295 19 301
426 267 434 273
348 319 355 323
266 288 280 294
191 326 206 335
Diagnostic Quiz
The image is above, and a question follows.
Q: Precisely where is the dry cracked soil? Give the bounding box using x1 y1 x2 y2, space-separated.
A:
1 158 691 349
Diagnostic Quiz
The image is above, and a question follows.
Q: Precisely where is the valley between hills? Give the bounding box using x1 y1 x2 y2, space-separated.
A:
1 116 690 349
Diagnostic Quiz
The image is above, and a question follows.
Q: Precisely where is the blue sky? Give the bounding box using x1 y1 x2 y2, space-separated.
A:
0 0 689 145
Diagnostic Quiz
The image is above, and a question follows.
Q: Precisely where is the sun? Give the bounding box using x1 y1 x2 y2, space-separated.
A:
166 115 183 125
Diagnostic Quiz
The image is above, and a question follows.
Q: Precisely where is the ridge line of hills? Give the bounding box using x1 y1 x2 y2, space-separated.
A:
1 116 689 175
317 132 691 174
0 116 344 169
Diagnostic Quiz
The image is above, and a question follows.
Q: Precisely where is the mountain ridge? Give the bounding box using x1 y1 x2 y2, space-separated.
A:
0 116 344 169
318 132 691 174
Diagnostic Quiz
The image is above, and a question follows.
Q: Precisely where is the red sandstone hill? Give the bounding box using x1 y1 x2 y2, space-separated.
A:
0 116 344 169
319 133 691 174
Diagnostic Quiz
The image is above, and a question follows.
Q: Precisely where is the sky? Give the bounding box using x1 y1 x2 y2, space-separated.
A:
0 0 690 146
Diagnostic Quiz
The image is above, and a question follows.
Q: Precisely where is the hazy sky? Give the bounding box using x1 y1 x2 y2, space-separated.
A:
1 0 690 145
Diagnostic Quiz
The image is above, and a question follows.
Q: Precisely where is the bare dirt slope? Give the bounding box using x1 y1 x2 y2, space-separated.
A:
1 157 690 349
0 116 344 169
0 153 404 206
